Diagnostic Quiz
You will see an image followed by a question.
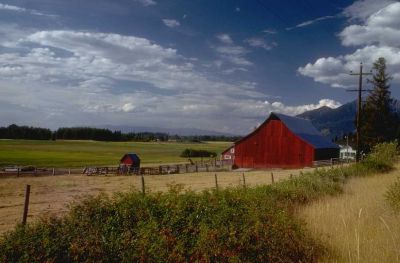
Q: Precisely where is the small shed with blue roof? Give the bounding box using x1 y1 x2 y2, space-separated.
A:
120 153 141 169
234 112 339 168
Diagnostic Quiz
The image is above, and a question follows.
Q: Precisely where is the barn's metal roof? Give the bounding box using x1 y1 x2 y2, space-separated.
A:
236 112 339 149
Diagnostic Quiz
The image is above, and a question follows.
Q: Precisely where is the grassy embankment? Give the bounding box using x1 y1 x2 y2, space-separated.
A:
0 140 231 167
0 143 397 262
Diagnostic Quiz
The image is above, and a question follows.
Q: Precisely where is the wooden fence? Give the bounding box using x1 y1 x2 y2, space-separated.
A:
1 158 353 178
0 159 234 177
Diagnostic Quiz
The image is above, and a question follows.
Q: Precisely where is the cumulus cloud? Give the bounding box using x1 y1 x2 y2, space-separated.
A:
340 2 400 47
298 2 400 88
0 27 342 133
343 0 395 21
265 99 341 116
162 19 180 28
0 29 269 132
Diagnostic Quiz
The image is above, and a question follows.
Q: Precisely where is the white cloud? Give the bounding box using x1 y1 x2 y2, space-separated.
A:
216 34 233 44
0 29 270 133
299 2 400 88
215 45 252 66
213 34 253 66
265 99 341 116
0 27 342 134
244 38 276 50
262 29 277 34
162 19 180 28
0 3 55 16
340 2 400 47
343 0 395 21
286 15 336 30
133 0 156 6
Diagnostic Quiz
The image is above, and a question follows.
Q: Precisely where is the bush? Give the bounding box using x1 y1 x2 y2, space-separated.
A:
180 148 217 158
0 143 397 262
360 142 398 173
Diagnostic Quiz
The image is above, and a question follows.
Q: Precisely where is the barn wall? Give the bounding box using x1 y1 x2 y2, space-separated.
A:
121 156 133 165
234 120 314 168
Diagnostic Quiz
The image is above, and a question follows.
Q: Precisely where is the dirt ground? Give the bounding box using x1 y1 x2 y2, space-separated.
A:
0 167 316 235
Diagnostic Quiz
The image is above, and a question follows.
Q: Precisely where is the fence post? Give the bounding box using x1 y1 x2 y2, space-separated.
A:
214 173 218 191
242 173 246 189
290 173 293 179
17 167 20 177
34 167 37 177
141 175 145 195
271 172 274 184
330 158 333 169
22 185 31 225
68 168 71 175
195 164 198 173
52 168 55 176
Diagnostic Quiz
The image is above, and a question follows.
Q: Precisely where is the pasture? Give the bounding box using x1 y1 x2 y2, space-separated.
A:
0 140 231 168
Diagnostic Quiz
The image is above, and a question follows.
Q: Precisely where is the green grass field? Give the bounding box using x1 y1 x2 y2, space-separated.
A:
0 140 232 168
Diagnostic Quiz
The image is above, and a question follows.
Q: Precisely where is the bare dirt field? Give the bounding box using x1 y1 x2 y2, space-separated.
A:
0 167 316 235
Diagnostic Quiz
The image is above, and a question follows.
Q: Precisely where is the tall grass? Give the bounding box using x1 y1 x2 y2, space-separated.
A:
298 142 400 262
386 177 400 212
0 142 397 262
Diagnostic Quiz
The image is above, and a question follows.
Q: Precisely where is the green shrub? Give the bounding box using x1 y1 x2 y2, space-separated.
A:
180 148 217 158
0 142 397 262
360 142 398 173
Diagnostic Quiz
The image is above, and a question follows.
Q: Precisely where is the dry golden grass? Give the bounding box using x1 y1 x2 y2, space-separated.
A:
298 165 400 263
0 167 314 235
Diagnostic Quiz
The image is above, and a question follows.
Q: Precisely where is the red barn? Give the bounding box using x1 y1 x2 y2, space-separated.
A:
234 112 339 168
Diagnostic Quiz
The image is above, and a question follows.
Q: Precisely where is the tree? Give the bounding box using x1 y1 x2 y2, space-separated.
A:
360 57 398 151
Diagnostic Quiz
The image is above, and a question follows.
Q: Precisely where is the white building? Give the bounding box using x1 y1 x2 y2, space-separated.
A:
339 145 356 160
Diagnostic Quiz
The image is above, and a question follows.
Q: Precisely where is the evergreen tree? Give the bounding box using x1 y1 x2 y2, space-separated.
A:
360 57 398 151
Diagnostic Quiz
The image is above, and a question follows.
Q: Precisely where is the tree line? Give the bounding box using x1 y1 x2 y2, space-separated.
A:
0 125 239 142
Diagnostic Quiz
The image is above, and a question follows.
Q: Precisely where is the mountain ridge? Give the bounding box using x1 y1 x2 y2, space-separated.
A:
297 99 400 139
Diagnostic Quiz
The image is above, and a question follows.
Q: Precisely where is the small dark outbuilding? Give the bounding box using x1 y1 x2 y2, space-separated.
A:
120 153 141 169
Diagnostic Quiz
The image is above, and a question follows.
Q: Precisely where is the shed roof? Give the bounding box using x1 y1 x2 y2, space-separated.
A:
236 112 339 149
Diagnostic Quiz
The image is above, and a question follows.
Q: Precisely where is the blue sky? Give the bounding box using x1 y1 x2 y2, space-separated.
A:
0 0 399 134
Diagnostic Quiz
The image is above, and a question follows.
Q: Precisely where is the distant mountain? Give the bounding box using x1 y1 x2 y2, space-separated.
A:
297 101 357 139
297 100 400 139
99 125 237 136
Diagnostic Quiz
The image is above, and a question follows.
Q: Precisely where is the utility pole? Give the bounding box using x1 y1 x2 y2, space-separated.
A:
347 62 372 162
